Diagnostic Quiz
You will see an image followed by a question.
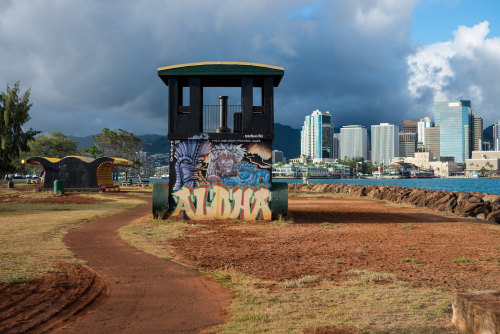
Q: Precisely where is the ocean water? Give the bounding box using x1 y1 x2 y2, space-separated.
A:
274 178 500 195
120 177 500 195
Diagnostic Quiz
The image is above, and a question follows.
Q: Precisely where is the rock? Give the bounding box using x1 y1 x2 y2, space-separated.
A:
446 197 457 212
483 194 500 204
457 192 472 203
458 202 484 217
452 290 500 334
468 196 483 203
475 213 487 220
486 210 500 224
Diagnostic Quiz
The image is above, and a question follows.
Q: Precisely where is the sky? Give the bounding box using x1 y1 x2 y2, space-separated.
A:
1 0 499 136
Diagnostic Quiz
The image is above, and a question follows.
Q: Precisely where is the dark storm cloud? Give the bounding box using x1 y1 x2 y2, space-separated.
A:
0 0 420 135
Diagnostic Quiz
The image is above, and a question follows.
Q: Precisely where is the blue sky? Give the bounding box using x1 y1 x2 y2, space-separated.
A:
412 0 500 43
0 0 499 136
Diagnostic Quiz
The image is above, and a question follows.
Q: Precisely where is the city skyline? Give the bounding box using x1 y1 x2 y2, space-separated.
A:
1 1 500 136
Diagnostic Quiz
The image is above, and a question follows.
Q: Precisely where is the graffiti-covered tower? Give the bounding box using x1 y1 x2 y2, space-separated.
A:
157 61 285 220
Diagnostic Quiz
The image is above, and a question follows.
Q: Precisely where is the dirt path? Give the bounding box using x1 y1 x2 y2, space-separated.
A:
58 193 230 334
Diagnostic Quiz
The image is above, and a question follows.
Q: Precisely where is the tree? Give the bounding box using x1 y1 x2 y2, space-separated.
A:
0 82 39 178
81 145 102 158
27 132 78 158
93 128 146 180
478 166 488 177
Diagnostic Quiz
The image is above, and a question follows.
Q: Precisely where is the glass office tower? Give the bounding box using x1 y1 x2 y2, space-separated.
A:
433 100 473 163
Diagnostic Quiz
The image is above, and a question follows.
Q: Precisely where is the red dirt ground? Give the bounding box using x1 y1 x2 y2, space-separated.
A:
1 191 499 333
168 195 500 292
0 263 106 334
0 191 230 334
58 193 231 334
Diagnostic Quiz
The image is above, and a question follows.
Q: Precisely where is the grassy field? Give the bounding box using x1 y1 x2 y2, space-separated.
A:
0 187 145 283
120 217 460 334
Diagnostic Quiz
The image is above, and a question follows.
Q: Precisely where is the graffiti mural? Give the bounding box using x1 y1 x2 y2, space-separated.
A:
172 138 211 192
171 183 271 220
169 137 272 220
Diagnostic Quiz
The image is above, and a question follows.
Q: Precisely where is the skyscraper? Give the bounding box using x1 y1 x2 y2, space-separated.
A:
433 100 473 163
371 123 399 164
272 150 285 163
473 117 483 151
424 127 440 160
300 109 334 160
333 133 340 159
399 132 417 158
493 122 500 151
339 125 367 160
402 119 419 133
417 117 433 145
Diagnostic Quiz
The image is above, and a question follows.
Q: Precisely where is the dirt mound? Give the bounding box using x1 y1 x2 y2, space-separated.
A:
0 263 107 334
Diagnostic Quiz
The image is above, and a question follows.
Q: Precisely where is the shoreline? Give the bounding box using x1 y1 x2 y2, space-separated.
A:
289 183 500 224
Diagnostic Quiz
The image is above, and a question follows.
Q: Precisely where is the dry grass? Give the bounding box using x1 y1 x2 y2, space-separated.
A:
119 218 192 260
120 218 459 333
0 191 145 282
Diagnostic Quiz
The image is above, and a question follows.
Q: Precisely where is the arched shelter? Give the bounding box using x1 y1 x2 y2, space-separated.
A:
22 156 132 190
157 61 286 220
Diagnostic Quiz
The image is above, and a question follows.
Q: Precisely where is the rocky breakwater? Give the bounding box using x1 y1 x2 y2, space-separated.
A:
288 183 500 223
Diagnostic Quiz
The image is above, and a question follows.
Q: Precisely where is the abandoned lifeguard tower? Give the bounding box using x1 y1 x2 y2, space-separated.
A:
154 61 287 220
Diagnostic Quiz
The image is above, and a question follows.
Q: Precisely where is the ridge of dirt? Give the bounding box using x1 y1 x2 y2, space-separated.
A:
0 263 107 334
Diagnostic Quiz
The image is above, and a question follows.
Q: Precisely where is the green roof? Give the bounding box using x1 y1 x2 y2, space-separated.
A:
157 61 284 86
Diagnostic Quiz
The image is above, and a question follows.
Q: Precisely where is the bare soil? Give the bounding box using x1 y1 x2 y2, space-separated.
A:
0 263 106 334
0 191 230 334
168 195 500 292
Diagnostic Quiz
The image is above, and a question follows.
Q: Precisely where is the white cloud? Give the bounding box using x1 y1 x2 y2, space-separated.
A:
407 21 500 125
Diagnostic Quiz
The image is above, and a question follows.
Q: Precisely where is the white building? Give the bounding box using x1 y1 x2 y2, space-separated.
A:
300 109 334 159
339 125 368 160
371 123 399 165
417 117 433 145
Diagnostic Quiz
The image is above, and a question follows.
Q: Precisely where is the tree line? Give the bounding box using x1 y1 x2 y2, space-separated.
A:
0 82 147 179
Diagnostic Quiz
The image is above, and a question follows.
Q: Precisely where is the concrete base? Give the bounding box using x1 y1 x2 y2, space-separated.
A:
452 290 500 334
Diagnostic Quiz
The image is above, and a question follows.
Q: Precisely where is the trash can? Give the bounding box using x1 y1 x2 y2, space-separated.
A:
54 180 65 194
7 181 14 188
152 182 169 219
271 182 288 219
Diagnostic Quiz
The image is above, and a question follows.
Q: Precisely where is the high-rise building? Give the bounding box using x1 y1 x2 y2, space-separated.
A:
371 123 399 164
339 125 368 160
272 150 285 163
333 133 340 159
473 117 483 151
493 122 500 151
424 127 440 160
300 109 334 159
402 119 419 133
417 117 433 145
399 132 417 158
433 100 474 163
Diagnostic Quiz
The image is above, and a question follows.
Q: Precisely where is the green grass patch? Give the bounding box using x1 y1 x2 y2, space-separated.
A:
401 225 415 230
320 222 341 229
356 248 368 253
453 257 471 263
403 258 417 263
